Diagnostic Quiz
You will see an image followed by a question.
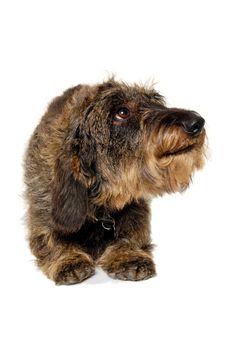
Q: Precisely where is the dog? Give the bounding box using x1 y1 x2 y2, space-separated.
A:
24 79 206 284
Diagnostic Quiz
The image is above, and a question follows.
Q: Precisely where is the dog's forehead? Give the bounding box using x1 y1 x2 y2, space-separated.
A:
96 81 164 106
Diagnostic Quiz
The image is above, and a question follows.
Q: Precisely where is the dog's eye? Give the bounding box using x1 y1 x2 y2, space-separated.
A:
115 107 130 120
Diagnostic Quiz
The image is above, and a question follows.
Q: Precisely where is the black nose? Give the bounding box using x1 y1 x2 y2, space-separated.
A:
181 115 205 136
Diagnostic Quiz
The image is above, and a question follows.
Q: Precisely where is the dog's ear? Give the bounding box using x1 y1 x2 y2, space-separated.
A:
51 85 100 233
51 156 88 233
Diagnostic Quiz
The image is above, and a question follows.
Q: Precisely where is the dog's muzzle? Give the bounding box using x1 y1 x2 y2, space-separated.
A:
155 108 205 137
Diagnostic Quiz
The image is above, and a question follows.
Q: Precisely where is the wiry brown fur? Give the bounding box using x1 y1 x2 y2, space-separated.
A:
24 79 206 284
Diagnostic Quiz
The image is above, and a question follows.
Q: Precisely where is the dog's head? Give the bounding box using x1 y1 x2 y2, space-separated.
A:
51 79 206 231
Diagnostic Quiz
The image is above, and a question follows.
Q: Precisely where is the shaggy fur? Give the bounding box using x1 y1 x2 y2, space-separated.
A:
24 79 206 284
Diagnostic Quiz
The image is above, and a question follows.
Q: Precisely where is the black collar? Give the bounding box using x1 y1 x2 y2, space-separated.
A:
101 216 116 231
96 210 116 233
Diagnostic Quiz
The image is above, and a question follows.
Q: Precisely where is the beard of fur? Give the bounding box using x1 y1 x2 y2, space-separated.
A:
142 125 206 193
91 126 206 210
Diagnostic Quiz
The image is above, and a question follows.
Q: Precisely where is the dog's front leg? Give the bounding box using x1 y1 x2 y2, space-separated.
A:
28 216 95 285
98 200 156 281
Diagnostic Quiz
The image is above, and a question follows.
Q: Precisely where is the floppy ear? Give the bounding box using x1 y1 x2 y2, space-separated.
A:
51 84 100 233
51 156 88 233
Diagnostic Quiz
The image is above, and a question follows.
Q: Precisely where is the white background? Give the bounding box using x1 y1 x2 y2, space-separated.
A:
0 0 232 349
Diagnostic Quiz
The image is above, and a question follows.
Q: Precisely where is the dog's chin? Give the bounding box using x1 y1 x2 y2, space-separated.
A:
161 129 206 160
162 144 195 158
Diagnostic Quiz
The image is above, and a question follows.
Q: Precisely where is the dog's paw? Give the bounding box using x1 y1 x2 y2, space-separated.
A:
54 258 95 285
99 249 156 281
107 257 156 281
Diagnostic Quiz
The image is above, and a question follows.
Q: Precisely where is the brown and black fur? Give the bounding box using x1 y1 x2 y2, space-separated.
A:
24 79 206 284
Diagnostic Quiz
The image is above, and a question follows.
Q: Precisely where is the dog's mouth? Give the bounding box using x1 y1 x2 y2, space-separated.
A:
162 144 195 157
